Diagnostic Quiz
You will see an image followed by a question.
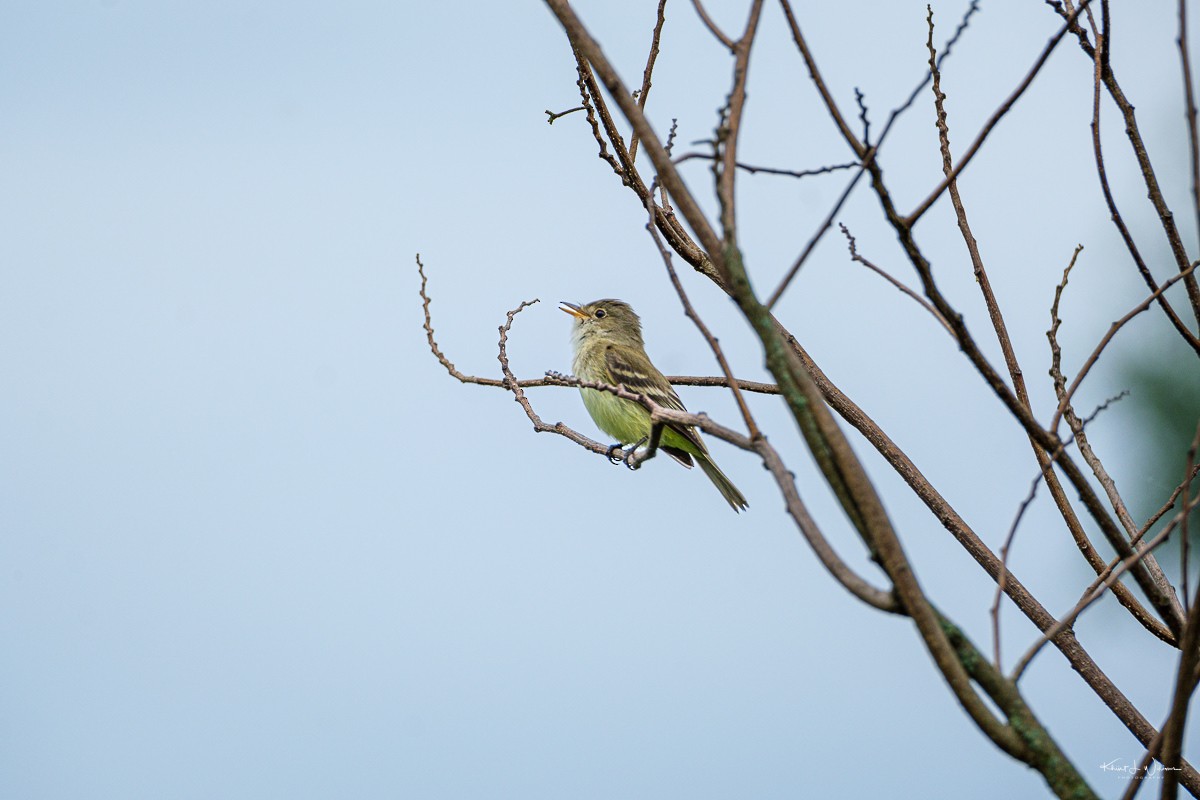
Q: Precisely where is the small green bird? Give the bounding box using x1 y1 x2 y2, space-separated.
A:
560 299 748 512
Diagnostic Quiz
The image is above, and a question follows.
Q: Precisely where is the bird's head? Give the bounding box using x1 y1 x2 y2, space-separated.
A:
559 299 643 346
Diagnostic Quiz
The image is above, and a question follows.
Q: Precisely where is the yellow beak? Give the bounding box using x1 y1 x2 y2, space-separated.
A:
559 301 589 320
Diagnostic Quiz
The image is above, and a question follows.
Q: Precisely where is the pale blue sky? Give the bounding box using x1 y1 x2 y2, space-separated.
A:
2 2 1196 798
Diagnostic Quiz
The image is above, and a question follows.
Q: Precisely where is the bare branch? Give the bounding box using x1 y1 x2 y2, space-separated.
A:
1082 22 1200 355
907 1 1092 225
1011 495 1200 683
1159 422 1200 800
545 0 728 285
1050 262 1199 434
993 391 1131 670
752 438 900 613
664 375 778 393
922 9 1179 645
644 184 760 439
782 324 1187 769
1052 0 1200 336
764 0 979 310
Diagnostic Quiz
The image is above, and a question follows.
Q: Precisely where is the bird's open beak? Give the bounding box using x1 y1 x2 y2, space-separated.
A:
559 301 588 319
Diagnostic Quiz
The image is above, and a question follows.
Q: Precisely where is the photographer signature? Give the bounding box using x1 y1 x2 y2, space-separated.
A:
1100 759 1184 779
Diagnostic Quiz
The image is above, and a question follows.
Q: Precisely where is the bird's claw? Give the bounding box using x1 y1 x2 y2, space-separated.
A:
622 436 649 471
605 437 648 469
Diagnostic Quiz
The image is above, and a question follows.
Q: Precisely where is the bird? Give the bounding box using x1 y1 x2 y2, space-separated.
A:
560 298 748 512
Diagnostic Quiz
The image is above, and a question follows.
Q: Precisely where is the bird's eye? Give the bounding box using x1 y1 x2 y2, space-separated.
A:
595 308 607 318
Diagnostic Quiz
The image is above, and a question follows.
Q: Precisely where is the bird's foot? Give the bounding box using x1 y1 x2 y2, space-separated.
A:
623 437 649 471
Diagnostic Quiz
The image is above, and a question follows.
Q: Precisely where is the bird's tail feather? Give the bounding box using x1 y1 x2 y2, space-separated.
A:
697 455 748 512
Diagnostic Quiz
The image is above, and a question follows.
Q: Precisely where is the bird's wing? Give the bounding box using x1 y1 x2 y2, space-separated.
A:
604 345 707 458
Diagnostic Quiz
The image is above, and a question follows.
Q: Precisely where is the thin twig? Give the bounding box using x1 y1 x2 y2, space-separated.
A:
417 254 510 387
855 88 871 145
628 0 668 164
879 0 982 142
714 0 765 243
839 223 953 334
776 0 865 157
765 160 872 309
1046 245 1084 390
690 0 734 50
545 106 585 124
571 54 624 177
1183 422 1199 607
1181 0 1200 259
673 152 858 179
1140 464 1200 544
925 3 1025 399
1048 246 1145 542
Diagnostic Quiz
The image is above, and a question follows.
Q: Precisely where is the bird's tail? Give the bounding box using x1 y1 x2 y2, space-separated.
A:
697 454 749 512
